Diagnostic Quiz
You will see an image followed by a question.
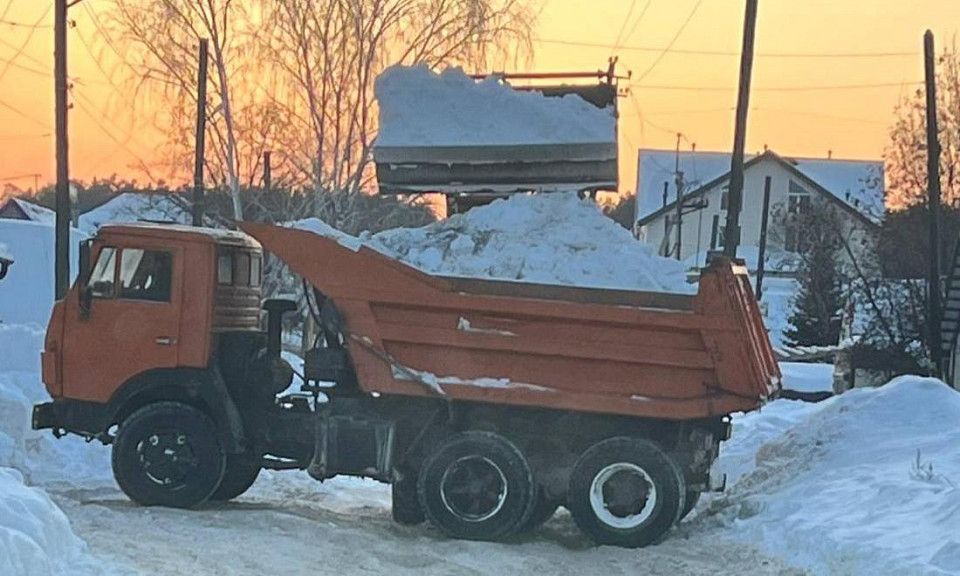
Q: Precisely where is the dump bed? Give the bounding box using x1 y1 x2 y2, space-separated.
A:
242 223 780 420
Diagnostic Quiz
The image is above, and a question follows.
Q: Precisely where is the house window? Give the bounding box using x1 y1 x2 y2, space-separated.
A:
788 180 811 215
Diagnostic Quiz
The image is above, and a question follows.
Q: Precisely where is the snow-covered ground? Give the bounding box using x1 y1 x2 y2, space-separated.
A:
3 204 958 575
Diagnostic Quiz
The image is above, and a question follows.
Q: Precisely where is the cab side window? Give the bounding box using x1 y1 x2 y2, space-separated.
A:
87 247 117 298
118 249 172 302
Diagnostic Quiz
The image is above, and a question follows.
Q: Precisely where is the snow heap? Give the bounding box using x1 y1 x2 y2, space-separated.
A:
78 192 194 232
0 468 92 576
0 323 111 486
374 64 616 147
714 377 960 575
0 219 87 325
295 193 693 294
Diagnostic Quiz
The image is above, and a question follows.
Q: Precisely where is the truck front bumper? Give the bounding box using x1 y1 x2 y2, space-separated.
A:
32 402 59 431
32 399 112 441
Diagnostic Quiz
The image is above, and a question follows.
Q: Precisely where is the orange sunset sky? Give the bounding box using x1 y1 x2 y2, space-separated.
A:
0 0 958 199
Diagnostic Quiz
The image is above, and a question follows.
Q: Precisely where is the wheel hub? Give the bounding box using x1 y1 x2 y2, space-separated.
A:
439 455 509 522
137 431 199 489
589 462 658 530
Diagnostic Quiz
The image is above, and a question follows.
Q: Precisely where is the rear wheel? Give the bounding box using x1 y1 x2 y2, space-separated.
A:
418 431 536 541
210 453 261 501
568 437 685 548
112 402 226 508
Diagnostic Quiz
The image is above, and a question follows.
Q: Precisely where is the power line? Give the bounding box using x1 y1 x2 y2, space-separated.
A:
611 0 640 57
619 0 654 48
633 0 705 83
70 89 156 179
0 3 53 83
0 98 51 129
536 38 919 59
632 80 921 92
0 133 51 140
0 18 53 29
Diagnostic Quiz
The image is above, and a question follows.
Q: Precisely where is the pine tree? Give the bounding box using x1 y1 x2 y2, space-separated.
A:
785 240 843 347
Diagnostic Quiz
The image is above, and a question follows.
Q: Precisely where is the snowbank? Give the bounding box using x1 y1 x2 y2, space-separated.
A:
715 377 960 575
0 467 95 576
375 65 616 147
0 324 111 487
78 192 194 232
0 219 86 325
295 194 693 294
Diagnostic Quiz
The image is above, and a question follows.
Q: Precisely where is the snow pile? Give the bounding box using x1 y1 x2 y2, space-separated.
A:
715 377 960 575
0 324 111 487
0 467 96 576
0 219 87 325
79 192 194 231
295 193 693 293
0 241 11 261
375 65 616 147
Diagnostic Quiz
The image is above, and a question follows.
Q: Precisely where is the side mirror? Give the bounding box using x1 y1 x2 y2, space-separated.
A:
78 240 92 319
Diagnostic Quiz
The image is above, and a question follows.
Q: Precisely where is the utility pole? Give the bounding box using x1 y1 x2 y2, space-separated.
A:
723 0 759 259
755 176 772 300
192 39 209 228
54 0 70 299
263 150 272 190
924 30 943 378
673 133 684 260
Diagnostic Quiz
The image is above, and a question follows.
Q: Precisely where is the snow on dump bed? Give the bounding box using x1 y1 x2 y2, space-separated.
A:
713 377 960 575
295 193 693 294
374 64 616 147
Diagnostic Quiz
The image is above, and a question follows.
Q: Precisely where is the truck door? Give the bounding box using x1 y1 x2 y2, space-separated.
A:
61 243 183 403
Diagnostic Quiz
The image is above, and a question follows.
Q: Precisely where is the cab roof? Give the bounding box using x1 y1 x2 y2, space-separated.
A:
98 223 260 249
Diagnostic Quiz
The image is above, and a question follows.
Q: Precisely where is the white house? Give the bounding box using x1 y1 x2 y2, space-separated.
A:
635 149 884 271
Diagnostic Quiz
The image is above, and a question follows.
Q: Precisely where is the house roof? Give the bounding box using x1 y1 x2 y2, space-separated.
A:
636 149 884 226
0 197 56 226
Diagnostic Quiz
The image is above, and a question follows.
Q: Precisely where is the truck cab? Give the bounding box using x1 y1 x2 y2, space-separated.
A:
40 223 263 404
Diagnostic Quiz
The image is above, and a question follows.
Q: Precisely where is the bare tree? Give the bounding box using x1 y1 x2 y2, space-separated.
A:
259 0 534 215
100 0 533 222
886 39 960 210
106 0 267 221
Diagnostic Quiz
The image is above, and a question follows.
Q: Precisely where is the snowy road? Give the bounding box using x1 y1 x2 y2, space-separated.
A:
50 472 804 576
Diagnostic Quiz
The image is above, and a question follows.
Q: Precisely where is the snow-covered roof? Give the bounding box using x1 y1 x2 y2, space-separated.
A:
1 197 56 226
79 192 194 231
636 149 884 224
374 65 616 148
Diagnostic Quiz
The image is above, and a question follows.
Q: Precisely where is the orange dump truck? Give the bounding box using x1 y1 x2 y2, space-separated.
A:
33 222 779 547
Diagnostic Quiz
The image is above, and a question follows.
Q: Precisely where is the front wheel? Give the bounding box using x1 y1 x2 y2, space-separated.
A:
568 437 685 548
210 453 261 501
112 402 226 508
418 431 536 541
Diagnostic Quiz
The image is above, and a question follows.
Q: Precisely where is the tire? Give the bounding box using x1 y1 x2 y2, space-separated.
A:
518 488 560 533
210 453 261 501
112 402 226 509
418 431 537 541
679 490 701 521
391 469 426 525
568 437 685 548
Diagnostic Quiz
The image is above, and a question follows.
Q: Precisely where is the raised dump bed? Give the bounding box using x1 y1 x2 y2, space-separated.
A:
242 222 781 420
